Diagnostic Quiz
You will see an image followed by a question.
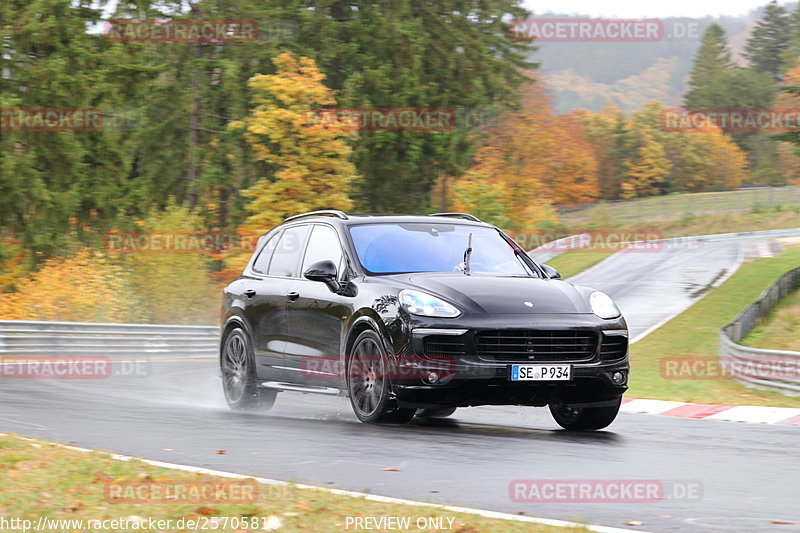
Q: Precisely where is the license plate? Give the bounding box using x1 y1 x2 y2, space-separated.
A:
510 364 572 381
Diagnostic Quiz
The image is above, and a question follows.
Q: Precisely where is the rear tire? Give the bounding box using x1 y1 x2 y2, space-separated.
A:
220 327 276 411
346 330 414 424
418 407 457 419
549 398 621 431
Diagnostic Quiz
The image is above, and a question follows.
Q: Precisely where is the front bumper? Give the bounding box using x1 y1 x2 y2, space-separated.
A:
387 313 629 409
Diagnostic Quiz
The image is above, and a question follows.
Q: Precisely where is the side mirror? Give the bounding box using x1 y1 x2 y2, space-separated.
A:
541 264 561 280
303 260 340 292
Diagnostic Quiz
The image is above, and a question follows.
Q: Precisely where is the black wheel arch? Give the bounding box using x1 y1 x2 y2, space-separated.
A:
343 313 399 397
221 315 252 345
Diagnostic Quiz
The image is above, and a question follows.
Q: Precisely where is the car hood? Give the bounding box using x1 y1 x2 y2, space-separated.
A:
399 274 593 314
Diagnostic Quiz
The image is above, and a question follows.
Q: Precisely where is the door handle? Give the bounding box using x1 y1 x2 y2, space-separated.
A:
244 289 256 299
287 291 300 302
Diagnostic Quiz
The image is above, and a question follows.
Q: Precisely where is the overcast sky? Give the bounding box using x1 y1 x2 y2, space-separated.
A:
521 0 783 18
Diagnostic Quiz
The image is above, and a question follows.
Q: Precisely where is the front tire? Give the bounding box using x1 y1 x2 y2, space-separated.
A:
220 327 276 411
346 330 415 424
549 398 621 431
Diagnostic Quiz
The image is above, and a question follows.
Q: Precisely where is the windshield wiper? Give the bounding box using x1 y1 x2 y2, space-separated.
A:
462 233 473 275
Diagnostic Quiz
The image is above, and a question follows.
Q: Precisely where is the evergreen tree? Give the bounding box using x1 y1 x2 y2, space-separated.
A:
745 1 790 81
0 0 147 257
684 23 733 108
300 0 535 213
780 2 800 73
112 0 295 228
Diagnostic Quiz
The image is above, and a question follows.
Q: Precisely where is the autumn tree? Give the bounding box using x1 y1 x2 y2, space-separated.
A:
581 106 633 200
668 129 748 192
450 170 511 229
544 112 599 205
622 135 671 199
109 202 221 325
0 250 144 323
231 53 358 231
451 81 595 230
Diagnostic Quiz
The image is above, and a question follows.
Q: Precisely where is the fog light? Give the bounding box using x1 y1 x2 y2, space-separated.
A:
426 372 439 384
611 371 626 385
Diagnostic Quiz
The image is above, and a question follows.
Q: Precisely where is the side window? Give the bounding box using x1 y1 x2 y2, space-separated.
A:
267 225 310 277
252 232 280 274
301 225 344 276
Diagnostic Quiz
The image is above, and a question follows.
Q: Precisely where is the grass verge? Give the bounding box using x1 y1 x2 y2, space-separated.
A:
561 202 800 241
0 433 588 533
559 187 800 227
629 246 800 407
742 285 800 351
545 251 615 280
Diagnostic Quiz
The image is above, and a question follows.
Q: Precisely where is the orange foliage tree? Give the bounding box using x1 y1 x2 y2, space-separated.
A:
450 80 598 230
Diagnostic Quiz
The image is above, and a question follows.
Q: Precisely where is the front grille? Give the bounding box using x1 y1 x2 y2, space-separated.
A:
475 330 597 362
599 334 628 360
423 335 467 359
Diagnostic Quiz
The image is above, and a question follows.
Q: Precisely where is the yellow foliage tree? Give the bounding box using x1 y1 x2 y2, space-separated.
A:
110 203 221 325
0 250 144 323
622 134 671 199
230 53 358 231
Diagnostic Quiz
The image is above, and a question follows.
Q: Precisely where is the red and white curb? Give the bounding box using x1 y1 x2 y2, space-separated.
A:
621 398 800 426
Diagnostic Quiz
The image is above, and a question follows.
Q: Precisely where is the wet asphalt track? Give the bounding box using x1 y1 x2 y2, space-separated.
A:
1 233 799 533
568 238 742 341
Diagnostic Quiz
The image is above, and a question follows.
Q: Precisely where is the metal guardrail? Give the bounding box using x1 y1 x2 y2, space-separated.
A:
719 267 800 394
0 320 219 359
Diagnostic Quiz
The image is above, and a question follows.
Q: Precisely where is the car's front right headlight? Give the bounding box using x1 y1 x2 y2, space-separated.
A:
590 291 621 319
399 289 461 318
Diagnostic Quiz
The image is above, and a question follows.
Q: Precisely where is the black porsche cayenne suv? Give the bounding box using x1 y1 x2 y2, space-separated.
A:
220 211 629 430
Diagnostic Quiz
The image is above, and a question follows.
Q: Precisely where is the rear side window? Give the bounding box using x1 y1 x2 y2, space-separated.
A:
267 225 310 277
301 225 344 276
252 232 280 274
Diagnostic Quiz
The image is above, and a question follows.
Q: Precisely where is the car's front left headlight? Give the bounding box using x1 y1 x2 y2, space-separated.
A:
399 289 461 318
590 291 621 319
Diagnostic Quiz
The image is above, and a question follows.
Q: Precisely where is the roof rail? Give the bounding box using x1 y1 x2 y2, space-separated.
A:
283 210 349 223
430 212 483 223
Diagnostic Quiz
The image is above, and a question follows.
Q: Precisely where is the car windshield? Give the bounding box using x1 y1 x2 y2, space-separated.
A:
348 223 535 276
